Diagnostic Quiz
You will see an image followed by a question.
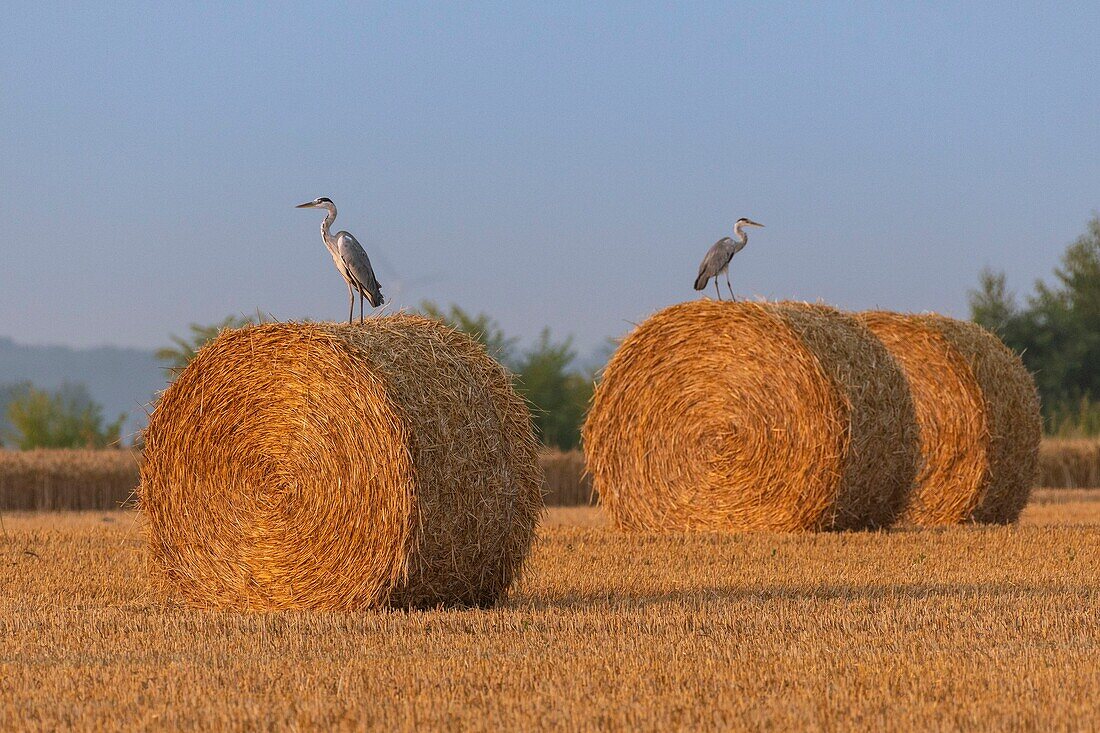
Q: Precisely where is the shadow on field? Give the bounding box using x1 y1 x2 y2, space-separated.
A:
515 580 1098 611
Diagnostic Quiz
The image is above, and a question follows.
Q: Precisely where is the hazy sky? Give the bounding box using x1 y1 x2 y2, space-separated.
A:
2 2 1098 356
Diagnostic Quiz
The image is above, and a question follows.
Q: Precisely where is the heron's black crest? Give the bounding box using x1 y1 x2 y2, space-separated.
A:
317 197 333 204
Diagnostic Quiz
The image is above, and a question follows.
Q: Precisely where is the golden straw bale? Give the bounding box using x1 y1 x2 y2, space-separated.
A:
583 300 919 532
139 317 542 611
860 312 1041 524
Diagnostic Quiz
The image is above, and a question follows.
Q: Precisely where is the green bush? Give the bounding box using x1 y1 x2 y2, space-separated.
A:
4 383 125 449
419 303 595 449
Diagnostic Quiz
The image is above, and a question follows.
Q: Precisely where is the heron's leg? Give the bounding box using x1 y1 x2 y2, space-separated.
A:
713 278 722 301
726 272 736 302
359 293 365 324
347 282 355 324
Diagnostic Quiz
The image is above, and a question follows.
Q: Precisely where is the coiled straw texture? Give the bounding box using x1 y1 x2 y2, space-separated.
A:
860 312 1041 525
583 300 919 532
139 317 543 610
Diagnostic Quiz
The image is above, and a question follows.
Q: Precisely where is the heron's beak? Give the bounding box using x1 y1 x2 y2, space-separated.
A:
748 220 765 227
295 201 316 209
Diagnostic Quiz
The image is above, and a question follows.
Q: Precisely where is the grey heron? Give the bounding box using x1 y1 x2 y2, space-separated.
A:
693 217 765 300
295 197 385 324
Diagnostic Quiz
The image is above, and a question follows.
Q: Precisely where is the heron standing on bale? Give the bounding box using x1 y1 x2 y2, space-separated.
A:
296 197 385 324
693 217 765 301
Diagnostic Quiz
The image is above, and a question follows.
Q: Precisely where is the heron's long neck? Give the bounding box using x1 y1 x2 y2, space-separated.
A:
733 222 748 245
320 206 338 250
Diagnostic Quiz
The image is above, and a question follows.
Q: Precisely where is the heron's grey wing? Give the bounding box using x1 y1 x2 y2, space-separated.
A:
337 232 385 307
694 237 734 290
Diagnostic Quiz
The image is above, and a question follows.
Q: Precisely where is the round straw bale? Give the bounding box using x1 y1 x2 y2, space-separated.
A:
139 316 542 610
583 300 919 532
859 312 1041 525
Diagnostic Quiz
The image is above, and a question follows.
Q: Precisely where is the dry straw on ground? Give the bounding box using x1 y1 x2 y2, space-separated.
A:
139 316 543 611
4 502 1100 731
584 300 919 532
860 312 1041 524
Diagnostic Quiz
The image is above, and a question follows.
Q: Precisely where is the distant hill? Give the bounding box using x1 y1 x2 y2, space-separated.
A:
0 336 167 443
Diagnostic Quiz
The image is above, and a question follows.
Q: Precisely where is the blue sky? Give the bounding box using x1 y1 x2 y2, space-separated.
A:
2 2 1098 357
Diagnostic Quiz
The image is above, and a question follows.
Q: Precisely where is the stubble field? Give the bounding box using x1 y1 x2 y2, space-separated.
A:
1 490 1098 731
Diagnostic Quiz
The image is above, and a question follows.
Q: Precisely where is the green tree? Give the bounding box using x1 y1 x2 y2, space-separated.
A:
419 302 599 449
1036 215 1100 400
970 214 1100 434
419 301 517 366
514 329 593 450
969 269 1017 338
156 315 257 375
5 383 125 449
0 382 32 447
